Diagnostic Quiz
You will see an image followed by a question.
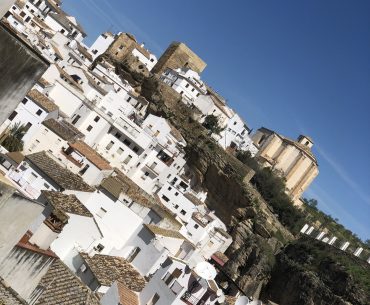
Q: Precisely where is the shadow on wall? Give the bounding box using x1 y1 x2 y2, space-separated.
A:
0 24 48 124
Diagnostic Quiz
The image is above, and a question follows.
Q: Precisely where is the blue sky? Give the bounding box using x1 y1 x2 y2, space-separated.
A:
62 0 370 240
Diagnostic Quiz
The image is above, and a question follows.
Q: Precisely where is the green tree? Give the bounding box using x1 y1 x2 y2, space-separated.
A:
1 123 27 152
202 115 223 135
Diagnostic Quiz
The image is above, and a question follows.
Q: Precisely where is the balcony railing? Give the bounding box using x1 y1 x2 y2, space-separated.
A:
181 291 205 305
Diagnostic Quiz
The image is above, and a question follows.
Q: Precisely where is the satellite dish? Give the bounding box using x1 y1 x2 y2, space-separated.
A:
194 262 217 280
235 296 250 305
218 294 226 303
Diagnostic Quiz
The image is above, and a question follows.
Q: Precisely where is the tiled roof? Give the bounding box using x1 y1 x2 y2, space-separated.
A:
145 224 185 240
69 141 112 170
42 119 84 141
117 282 139 305
32 259 100 305
0 279 27 305
77 42 93 62
100 169 154 206
26 151 94 192
42 191 93 217
14 0 26 9
83 71 108 95
212 251 229 265
55 65 84 92
80 253 146 292
5 151 24 165
184 192 204 206
37 78 51 87
27 89 58 113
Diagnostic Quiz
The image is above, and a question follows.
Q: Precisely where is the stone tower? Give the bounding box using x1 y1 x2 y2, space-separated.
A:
152 42 206 75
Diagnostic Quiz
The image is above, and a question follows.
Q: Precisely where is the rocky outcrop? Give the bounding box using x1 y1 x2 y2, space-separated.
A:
261 237 370 305
106 56 369 305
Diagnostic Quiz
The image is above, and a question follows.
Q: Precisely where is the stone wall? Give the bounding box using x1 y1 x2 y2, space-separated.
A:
151 42 206 75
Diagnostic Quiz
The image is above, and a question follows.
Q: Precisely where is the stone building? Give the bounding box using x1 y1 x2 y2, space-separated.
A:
104 32 157 70
152 42 206 75
252 128 319 204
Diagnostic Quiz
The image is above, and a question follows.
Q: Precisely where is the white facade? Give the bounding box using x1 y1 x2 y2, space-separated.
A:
89 32 115 60
0 92 58 144
217 113 258 155
161 68 207 104
67 190 144 254
132 47 157 71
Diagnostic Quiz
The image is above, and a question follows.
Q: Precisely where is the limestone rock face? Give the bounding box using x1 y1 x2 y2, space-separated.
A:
261 238 370 305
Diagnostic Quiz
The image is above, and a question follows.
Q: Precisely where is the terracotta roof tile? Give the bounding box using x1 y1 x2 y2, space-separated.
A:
32 260 100 305
26 151 94 192
0 279 27 305
27 89 58 113
80 253 146 292
43 119 84 141
117 282 139 305
42 191 93 217
69 141 112 170
144 224 185 240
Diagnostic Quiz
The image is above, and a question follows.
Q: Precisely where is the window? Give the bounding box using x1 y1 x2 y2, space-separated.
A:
8 111 17 121
117 147 124 155
94 243 105 253
180 209 186 215
96 207 107 218
119 44 124 50
72 115 81 125
107 111 113 117
42 128 49 135
21 98 27 104
194 224 199 229
43 183 50 189
24 122 32 131
127 96 132 102
174 204 179 209
185 83 189 88
115 132 121 139
191 88 195 92
161 195 170 202
106 141 114 150
163 268 182 285
167 174 171 179
175 192 179 196
168 186 172 191
133 146 139 153
180 91 184 95
123 155 132 164
36 109 42 116
79 164 90 175
86 125 93 132
20 11 26 17
126 247 141 263
94 116 100 122
196 93 200 97
147 293 160 305
123 139 131 147
60 29 65 34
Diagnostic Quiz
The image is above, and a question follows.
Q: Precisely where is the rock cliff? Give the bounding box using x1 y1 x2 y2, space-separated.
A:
107 57 369 305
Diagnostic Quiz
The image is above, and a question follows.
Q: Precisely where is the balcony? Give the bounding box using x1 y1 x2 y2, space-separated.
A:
143 163 159 176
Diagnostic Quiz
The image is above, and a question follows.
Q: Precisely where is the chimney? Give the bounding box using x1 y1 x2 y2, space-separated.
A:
29 209 68 250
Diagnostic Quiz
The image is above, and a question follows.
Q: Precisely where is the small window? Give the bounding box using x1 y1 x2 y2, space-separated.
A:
123 139 131 146
119 44 124 50
194 224 199 229
175 192 179 196
161 195 170 202
174 204 179 209
185 84 189 88
94 243 105 252
117 147 124 155
147 293 160 305
123 155 132 164
94 116 100 122
180 209 186 215
96 207 107 218
168 186 172 191
127 247 141 263
115 132 121 139
43 183 50 189
106 141 114 150
72 115 81 125
127 96 132 102
8 111 17 121
133 146 139 153
36 109 42 116
86 125 93 132
21 98 27 104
